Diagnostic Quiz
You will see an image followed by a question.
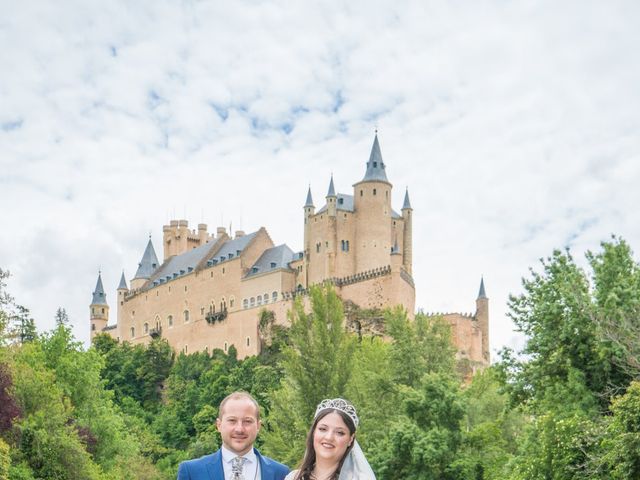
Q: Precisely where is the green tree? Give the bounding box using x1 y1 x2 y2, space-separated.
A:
262 285 356 465
54 307 69 327
10 305 37 344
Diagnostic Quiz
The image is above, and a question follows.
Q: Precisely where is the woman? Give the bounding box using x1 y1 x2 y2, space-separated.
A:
286 398 376 480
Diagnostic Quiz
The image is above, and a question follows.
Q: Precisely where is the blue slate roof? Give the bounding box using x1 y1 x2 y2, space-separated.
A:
403 188 412 210
133 239 160 280
117 271 128 290
148 231 258 288
478 277 487 299
327 175 336 197
92 273 108 305
361 134 389 183
245 244 296 278
304 186 314 207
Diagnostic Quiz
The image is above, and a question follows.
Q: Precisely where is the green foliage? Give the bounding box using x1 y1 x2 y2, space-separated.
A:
262 285 356 465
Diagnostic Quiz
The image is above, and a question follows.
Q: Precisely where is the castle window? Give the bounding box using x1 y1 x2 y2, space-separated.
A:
210 271 213 278
246 337 250 347
200 307 205 316
185 286 188 292
257 295 262 306
228 253 234 259
210 303 215 313
101 308 105 314
224 342 228 352
360 190 363 196
144 323 149 334
132 310 135 316
230 298 235 308
373 161 377 168
270 262 276 268
272 291 278 301
338 197 344 205
263 292 268 304
92 308 95 315
386 190 389 198
184 345 188 354
184 310 190 322
91 323 95 331
250 297 255 307
222 268 225 274
243 299 248 309
168 315 173 327
373 188 377 195
156 291 159 296
316 243 320 253
130 327 135 337
252 267 259 273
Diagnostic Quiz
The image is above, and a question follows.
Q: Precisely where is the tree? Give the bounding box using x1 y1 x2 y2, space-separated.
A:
10 305 37 344
262 285 356 465
54 307 69 327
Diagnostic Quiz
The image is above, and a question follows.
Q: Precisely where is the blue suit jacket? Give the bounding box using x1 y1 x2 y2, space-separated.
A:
177 448 289 480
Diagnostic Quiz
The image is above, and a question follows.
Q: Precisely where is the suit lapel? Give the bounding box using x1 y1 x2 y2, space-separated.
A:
256 449 272 480
207 450 225 480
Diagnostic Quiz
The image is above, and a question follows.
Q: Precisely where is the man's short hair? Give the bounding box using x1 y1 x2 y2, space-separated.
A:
218 391 261 421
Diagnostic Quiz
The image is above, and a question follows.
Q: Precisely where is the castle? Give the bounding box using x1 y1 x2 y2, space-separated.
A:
90 135 490 369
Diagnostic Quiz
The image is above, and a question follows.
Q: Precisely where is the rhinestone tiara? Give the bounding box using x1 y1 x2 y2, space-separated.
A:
314 398 359 428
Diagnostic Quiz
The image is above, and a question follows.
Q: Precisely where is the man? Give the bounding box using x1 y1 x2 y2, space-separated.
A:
177 391 289 480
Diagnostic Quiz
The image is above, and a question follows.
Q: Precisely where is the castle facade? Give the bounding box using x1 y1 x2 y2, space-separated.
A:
90 135 489 368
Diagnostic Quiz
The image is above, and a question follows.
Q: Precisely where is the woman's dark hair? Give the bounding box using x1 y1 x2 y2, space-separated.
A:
294 408 357 480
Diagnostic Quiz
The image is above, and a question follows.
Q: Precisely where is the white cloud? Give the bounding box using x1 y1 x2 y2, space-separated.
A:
1 0 639 358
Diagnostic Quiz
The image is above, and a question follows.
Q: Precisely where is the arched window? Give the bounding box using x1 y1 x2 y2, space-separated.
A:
250 297 255 307
168 315 173 327
224 342 228 352
243 299 248 309
144 323 149 334
263 292 269 304
184 310 190 322
210 302 215 313
257 295 262 306
229 297 235 308
272 291 278 302
130 327 135 338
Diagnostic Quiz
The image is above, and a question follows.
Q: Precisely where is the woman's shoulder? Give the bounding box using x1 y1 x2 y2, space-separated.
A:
284 469 299 480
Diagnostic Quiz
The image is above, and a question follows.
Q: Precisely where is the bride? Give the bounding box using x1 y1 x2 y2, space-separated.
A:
285 398 376 480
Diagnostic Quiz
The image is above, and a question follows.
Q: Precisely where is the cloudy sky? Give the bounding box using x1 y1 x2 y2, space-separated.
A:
1 0 639 356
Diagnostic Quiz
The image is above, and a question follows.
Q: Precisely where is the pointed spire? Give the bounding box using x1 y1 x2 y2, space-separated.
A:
477 277 487 299
402 187 412 210
133 238 160 280
304 185 314 207
92 272 108 305
327 175 336 197
361 133 389 183
117 271 128 290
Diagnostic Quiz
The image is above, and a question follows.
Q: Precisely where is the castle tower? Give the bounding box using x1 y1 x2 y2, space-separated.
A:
353 134 393 272
325 175 338 276
116 271 128 328
90 272 109 340
131 238 159 290
303 186 315 258
402 188 413 275
475 277 490 363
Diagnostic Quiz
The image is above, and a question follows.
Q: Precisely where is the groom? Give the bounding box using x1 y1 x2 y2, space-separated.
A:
177 391 289 480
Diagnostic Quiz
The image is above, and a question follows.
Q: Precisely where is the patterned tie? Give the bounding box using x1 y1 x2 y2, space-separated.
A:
231 456 246 480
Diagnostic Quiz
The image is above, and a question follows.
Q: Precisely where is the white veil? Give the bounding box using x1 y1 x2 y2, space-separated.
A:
338 440 376 480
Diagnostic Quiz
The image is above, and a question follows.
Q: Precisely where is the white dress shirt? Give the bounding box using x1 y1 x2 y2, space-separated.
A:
221 445 260 480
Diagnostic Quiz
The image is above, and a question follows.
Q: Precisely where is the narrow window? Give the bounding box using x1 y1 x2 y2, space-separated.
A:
130 327 135 337
91 323 95 331
184 310 189 322
185 286 188 292
272 291 278 301
224 342 228 352
101 308 104 314
360 190 363 196
243 299 248 309
373 188 377 195
257 295 262 306
246 337 250 347
250 297 255 307
230 298 235 308
144 323 149 334
263 292 268 304
168 315 173 327
200 307 205 316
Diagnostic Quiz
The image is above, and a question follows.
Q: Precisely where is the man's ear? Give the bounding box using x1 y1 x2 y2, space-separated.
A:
216 417 222 432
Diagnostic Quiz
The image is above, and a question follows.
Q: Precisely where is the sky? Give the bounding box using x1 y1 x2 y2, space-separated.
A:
1 0 639 357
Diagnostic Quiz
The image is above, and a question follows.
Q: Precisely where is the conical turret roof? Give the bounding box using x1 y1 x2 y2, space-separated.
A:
91 272 108 305
402 188 412 209
117 271 128 290
478 277 487 299
133 238 159 280
304 186 314 207
327 175 336 197
361 134 389 183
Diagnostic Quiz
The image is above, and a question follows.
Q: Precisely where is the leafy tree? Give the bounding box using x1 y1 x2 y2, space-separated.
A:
54 307 69 326
262 285 356 465
10 305 37 344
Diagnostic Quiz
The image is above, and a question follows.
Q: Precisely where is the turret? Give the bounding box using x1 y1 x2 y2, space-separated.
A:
353 133 393 272
131 238 159 290
90 272 109 341
116 271 128 329
401 188 413 275
475 277 490 364
303 186 315 255
326 175 337 217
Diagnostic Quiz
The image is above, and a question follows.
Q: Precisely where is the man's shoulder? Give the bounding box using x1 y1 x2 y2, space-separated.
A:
256 450 290 475
179 451 219 469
